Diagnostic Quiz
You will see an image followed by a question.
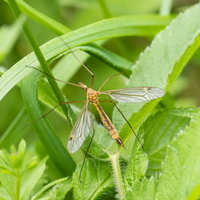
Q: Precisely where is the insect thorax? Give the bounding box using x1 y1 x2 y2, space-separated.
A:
86 88 99 103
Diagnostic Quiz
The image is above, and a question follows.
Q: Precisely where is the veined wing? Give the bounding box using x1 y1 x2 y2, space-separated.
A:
68 102 92 153
101 87 164 103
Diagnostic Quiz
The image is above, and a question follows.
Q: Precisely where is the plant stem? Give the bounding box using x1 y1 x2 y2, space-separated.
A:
98 0 112 18
110 153 124 199
15 174 20 200
7 0 76 127
160 0 173 15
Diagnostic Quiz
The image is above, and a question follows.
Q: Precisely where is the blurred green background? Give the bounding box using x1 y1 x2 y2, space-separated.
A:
0 0 199 177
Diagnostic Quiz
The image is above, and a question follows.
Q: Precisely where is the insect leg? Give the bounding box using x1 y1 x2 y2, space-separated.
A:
23 101 86 129
98 65 132 91
99 100 144 151
59 37 94 88
26 65 81 88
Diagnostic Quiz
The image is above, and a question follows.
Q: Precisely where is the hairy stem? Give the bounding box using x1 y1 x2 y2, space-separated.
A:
110 153 124 199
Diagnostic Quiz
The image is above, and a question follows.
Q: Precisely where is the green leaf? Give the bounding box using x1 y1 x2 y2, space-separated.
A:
114 3 200 149
0 108 29 149
31 177 72 200
8 0 75 128
20 71 76 176
0 140 46 200
74 43 132 73
123 128 156 200
125 177 156 200
124 133 148 184
0 14 25 61
0 14 171 101
0 172 15 200
51 51 91 89
18 139 26 159
123 107 200 199
20 160 46 200
155 109 200 199
144 108 199 177
4 0 70 34
73 158 115 200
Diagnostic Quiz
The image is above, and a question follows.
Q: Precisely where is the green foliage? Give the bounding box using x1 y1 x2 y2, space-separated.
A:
0 140 44 199
0 140 70 200
0 14 25 62
0 0 200 199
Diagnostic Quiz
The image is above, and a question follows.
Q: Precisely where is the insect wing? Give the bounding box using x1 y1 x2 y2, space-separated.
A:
68 102 92 153
102 87 164 103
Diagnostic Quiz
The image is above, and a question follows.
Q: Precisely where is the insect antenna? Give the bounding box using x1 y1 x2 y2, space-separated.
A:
111 101 144 151
59 37 94 88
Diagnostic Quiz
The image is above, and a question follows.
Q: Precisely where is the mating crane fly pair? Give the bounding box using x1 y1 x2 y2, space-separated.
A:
28 41 164 153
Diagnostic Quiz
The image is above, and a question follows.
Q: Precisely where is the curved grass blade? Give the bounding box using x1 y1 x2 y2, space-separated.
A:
0 15 171 101
20 70 76 175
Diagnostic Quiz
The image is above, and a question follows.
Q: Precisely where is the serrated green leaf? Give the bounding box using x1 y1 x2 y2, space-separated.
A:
123 107 200 199
114 3 200 150
144 108 199 177
73 159 115 200
156 110 200 199
124 130 155 200
82 123 113 159
124 132 148 185
125 177 156 200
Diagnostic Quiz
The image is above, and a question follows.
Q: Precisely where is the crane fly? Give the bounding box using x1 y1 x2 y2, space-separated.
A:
26 42 164 154
67 83 164 153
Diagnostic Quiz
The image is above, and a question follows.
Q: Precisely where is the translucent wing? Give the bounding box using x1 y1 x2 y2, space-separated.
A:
68 102 92 153
101 87 164 103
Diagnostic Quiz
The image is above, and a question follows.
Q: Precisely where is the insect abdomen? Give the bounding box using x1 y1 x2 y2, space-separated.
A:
94 103 125 148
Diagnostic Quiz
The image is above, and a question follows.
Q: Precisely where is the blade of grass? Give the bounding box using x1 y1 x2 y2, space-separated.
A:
0 108 29 149
4 0 70 34
7 0 76 126
7 0 76 174
0 14 171 102
21 71 76 175
160 0 173 15
0 14 25 61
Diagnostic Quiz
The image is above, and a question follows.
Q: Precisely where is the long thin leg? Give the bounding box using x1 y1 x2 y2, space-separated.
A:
98 65 132 91
99 100 144 151
23 100 86 129
59 37 94 88
26 65 81 88
79 103 95 183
